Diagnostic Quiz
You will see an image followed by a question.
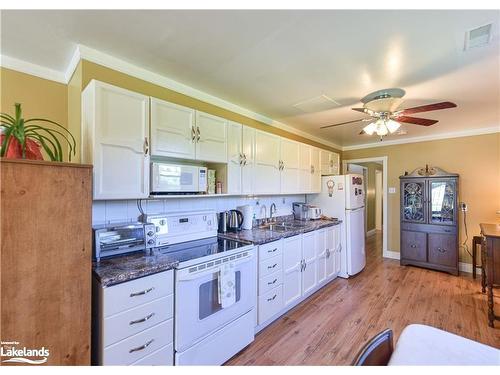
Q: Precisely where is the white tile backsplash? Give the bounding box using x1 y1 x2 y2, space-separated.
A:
92 194 306 226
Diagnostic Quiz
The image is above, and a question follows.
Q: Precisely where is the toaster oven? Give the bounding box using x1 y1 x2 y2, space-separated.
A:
92 222 156 261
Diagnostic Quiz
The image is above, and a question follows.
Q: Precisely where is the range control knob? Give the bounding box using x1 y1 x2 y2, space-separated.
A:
147 231 154 237
147 239 155 245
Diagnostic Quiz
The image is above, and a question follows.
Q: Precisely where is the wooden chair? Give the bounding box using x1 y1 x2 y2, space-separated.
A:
352 329 394 366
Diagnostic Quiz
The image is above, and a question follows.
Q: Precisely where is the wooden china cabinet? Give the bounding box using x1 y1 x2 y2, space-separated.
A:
399 166 459 275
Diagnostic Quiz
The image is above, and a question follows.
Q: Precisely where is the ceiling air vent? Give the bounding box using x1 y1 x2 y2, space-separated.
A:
293 95 341 113
464 23 493 50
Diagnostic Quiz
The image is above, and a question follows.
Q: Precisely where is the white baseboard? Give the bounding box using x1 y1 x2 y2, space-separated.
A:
459 262 482 275
381 254 481 275
383 250 401 260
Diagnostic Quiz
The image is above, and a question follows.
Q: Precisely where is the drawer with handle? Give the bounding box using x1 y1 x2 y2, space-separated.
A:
258 253 283 278
103 318 173 365
102 270 174 317
258 240 283 261
130 343 173 366
258 270 283 296
258 285 283 325
103 294 173 346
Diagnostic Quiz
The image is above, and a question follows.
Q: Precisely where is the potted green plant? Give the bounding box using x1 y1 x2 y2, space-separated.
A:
1 103 76 162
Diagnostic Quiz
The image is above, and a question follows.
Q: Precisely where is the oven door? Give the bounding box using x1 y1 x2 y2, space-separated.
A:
175 250 256 352
152 163 200 193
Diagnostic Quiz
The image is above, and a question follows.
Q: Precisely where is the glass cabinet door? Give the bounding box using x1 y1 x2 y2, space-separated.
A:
402 181 426 222
429 180 456 225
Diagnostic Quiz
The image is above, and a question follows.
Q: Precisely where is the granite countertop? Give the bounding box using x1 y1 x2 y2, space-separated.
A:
93 217 341 286
93 251 179 287
219 218 342 245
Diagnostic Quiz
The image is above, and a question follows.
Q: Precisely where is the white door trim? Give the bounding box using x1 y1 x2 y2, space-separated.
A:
375 169 383 231
342 157 389 259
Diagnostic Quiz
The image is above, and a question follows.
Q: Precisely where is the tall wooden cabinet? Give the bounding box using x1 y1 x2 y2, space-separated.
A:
400 166 459 275
1 159 92 365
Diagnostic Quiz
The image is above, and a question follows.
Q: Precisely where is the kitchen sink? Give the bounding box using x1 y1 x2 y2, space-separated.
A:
259 222 309 232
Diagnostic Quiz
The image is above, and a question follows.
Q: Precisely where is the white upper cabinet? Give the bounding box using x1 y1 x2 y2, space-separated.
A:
298 143 311 193
195 111 227 163
82 80 150 200
254 130 281 194
320 150 340 176
150 99 226 163
226 121 243 194
150 98 196 159
310 147 321 193
279 138 300 194
241 126 256 195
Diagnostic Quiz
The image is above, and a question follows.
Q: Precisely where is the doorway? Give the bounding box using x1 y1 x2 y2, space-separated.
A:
343 157 389 259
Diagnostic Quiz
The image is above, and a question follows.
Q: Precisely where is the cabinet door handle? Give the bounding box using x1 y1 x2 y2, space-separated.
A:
267 248 278 254
130 287 154 297
326 249 330 258
196 126 201 141
437 247 446 253
129 339 154 353
267 263 278 269
191 126 196 142
129 312 155 325
267 294 277 302
243 153 247 165
267 278 278 285
443 229 451 233
143 137 149 155
304 260 307 271
310 165 315 174
239 153 244 165
410 244 417 248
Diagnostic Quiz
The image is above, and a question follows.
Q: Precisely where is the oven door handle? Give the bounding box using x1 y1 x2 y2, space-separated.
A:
176 254 253 281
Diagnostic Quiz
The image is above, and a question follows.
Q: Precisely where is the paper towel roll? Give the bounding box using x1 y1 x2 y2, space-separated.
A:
237 205 253 230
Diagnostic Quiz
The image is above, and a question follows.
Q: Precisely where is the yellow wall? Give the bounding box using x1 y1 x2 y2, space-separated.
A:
80 60 341 153
0 67 69 158
356 162 382 232
344 132 500 264
67 62 83 162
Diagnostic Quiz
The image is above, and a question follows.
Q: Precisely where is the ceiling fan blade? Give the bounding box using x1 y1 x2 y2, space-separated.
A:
397 101 457 115
320 118 371 129
396 116 438 126
352 107 367 113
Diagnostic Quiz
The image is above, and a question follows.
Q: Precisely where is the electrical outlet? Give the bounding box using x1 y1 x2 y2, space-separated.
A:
460 202 468 212
388 187 396 194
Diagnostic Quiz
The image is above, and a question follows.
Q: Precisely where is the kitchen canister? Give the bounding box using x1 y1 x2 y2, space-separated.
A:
236 205 253 230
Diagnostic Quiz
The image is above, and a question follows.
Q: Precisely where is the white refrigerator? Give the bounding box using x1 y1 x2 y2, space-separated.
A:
308 174 366 277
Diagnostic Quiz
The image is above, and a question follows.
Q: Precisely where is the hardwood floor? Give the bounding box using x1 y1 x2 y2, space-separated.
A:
227 232 500 365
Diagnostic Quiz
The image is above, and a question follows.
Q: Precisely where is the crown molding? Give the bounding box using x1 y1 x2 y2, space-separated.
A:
341 126 500 151
0 54 66 84
64 46 82 83
77 44 342 151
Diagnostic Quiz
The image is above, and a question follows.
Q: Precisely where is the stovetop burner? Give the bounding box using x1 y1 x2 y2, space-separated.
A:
153 236 252 268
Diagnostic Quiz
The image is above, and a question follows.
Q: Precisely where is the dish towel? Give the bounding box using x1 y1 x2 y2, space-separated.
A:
218 262 236 308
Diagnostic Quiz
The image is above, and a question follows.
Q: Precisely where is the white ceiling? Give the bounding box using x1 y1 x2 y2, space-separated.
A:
1 10 499 147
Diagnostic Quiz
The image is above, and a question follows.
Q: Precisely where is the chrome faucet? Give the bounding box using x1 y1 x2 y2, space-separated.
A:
260 204 268 223
270 203 277 222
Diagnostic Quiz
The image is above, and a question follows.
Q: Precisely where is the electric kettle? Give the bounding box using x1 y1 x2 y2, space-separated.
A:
227 209 244 232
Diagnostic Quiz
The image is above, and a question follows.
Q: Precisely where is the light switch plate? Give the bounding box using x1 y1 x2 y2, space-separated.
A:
389 187 396 194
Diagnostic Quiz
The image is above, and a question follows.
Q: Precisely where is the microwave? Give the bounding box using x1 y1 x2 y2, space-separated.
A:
151 162 207 194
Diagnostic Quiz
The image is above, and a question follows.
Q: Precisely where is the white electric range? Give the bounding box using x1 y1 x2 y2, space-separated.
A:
142 210 256 365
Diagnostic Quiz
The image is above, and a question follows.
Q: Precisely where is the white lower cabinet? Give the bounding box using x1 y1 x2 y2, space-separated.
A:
256 227 341 330
301 232 318 295
283 235 303 307
94 270 174 366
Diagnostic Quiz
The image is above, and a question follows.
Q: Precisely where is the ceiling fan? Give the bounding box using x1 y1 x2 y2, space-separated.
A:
320 88 457 138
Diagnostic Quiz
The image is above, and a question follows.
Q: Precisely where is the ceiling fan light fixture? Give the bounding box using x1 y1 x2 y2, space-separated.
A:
373 119 387 136
363 122 377 135
386 119 401 133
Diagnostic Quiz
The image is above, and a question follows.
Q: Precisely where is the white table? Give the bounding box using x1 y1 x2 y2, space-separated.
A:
388 324 500 366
